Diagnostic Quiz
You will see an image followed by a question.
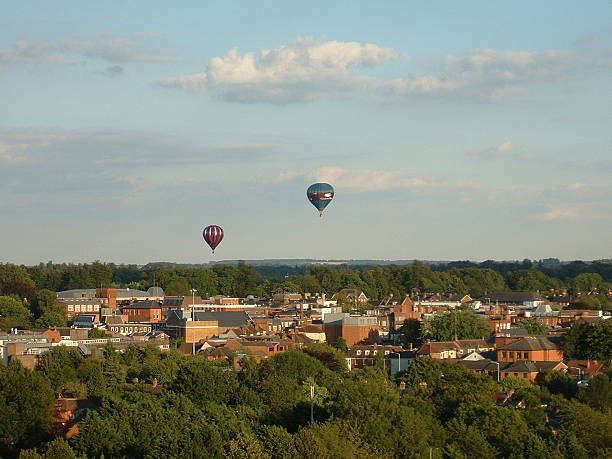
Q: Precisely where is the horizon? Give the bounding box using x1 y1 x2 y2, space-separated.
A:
10 256 612 268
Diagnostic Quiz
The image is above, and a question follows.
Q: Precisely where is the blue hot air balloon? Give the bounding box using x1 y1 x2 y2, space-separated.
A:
307 183 334 217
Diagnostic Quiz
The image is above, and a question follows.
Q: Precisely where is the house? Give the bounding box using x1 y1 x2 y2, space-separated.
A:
416 339 493 360
387 350 418 377
345 345 403 371
480 292 547 308
497 336 564 363
389 296 421 332
458 358 567 382
332 289 369 304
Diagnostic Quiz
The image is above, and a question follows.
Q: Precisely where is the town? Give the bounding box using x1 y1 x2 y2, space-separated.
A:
0 260 610 458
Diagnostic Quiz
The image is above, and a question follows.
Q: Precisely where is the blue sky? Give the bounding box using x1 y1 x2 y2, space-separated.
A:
1 1 611 264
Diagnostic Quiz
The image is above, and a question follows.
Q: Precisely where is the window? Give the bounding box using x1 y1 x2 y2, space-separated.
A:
502 352 507 358
373 350 378 355
356 350 362 355
523 352 529 359
365 350 370 356
384 351 389 355
68 305 74 311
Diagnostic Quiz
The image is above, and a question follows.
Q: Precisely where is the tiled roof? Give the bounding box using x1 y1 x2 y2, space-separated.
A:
193 311 252 328
498 336 560 351
123 300 162 309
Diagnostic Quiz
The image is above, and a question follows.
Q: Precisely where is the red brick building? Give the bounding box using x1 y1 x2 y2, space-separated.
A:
122 300 163 323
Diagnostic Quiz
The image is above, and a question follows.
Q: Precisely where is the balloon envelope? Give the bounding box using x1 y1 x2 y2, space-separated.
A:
307 183 334 216
203 225 224 253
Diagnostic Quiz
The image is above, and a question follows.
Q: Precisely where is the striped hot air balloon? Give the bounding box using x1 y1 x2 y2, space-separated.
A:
307 183 334 217
203 225 224 253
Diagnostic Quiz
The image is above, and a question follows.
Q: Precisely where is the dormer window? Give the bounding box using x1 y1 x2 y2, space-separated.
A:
356 350 362 355
365 350 370 356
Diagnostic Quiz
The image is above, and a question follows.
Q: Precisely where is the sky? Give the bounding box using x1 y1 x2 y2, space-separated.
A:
1 1 611 265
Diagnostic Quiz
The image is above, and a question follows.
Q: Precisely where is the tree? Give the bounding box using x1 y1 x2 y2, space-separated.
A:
226 431 270 459
515 318 547 335
397 318 422 347
563 320 612 360
163 276 191 296
0 363 55 457
421 309 491 342
561 401 612 458
233 261 258 297
0 295 32 331
33 290 67 328
571 273 604 295
87 328 110 339
579 373 612 412
334 336 348 352
542 370 578 399
38 346 84 391
257 425 298 459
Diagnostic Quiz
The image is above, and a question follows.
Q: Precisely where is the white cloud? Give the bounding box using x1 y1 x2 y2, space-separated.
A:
536 204 583 221
159 38 397 103
467 140 534 159
391 48 571 101
59 37 178 63
158 73 208 91
0 40 70 68
567 182 587 190
0 35 177 70
257 167 435 191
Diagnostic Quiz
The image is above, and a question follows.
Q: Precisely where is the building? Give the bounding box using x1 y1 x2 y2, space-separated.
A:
323 313 380 346
416 339 493 360
122 300 163 323
58 299 102 320
496 336 564 363
332 289 369 304
345 344 403 371
164 310 253 344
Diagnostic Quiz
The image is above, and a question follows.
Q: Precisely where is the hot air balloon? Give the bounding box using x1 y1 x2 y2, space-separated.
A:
203 225 224 253
307 182 334 217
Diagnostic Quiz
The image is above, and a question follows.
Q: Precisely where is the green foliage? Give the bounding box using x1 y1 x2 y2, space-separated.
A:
43 439 78 459
38 346 83 391
562 320 612 359
333 336 348 352
560 401 612 458
507 268 561 292
87 328 110 339
579 373 612 412
571 272 605 295
0 295 32 331
515 317 547 335
542 370 578 399
0 363 55 457
293 420 380 459
169 357 239 406
397 318 422 347
30 289 67 328
72 391 225 458
302 343 347 374
226 432 270 459
421 308 491 342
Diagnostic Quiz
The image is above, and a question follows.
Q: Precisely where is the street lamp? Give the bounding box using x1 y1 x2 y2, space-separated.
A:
492 361 500 382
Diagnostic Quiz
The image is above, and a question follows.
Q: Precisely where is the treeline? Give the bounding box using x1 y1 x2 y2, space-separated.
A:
1 343 611 458
1 261 611 306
